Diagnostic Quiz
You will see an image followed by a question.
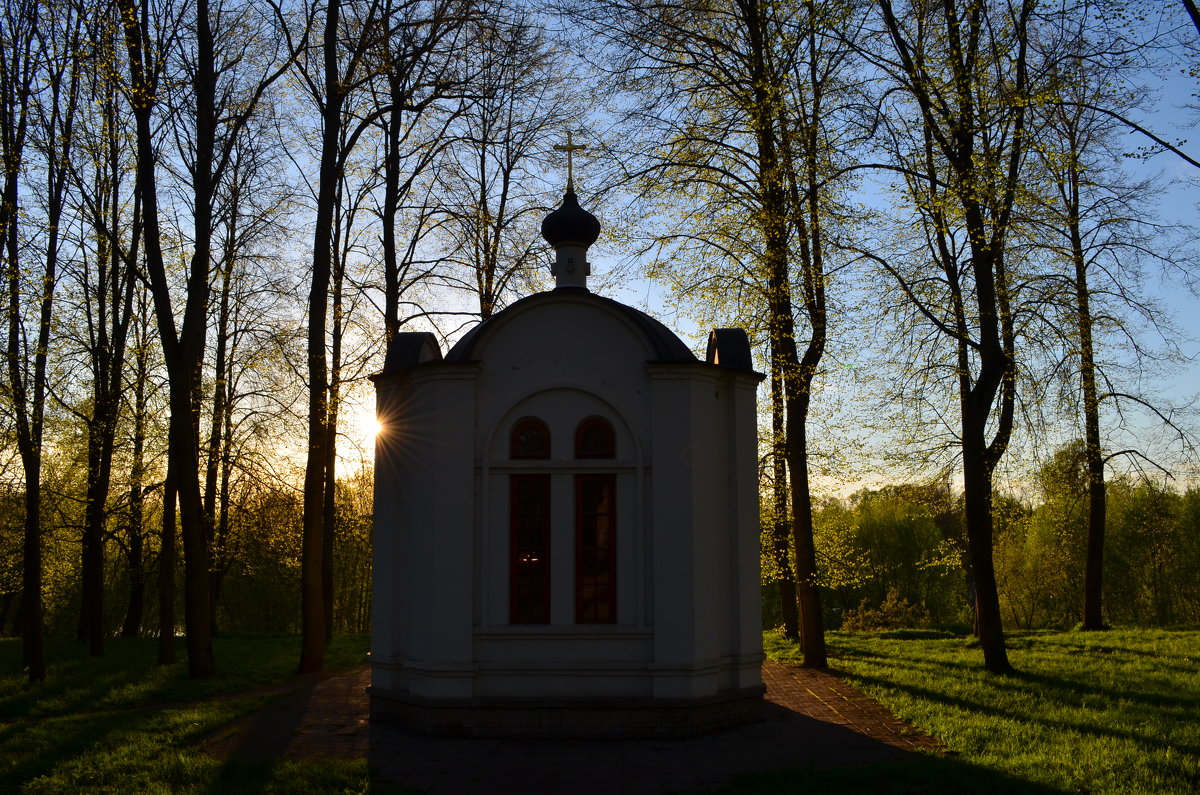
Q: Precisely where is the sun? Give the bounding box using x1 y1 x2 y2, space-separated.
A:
356 406 384 441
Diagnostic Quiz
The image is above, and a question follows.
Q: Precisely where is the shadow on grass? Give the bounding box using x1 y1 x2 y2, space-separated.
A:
0 712 125 789
0 634 370 722
0 638 177 721
203 686 318 760
710 756 1066 794
209 758 376 794
845 667 1200 760
0 634 371 791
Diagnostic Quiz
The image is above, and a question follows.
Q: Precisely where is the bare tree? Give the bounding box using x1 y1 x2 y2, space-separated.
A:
1028 8 1196 630
287 0 473 672
866 0 1043 672
433 10 571 319
61 3 137 656
202 102 296 634
116 0 294 677
1 0 49 683
290 0 387 673
376 0 470 339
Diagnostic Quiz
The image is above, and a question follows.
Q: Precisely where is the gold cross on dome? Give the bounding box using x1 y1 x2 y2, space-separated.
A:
553 130 587 193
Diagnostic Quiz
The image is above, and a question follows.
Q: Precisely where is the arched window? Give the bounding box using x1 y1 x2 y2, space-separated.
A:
510 418 550 459
576 473 615 623
511 474 551 623
574 417 616 623
574 417 615 459
510 417 551 623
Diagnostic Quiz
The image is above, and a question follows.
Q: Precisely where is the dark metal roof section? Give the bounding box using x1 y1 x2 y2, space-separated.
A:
444 291 697 364
540 191 601 249
381 331 443 374
705 328 755 372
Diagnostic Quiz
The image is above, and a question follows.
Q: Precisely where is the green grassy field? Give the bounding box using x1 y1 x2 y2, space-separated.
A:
747 627 1200 794
3 629 1197 793
1 634 371 793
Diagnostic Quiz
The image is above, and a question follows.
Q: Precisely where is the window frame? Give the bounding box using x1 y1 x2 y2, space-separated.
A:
510 417 551 460
574 472 617 623
574 416 615 459
509 473 552 624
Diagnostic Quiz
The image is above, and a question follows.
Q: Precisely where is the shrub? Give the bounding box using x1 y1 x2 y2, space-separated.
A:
840 587 931 631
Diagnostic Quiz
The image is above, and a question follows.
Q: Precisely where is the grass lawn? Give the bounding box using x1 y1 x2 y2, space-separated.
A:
743 627 1200 794
1 634 372 793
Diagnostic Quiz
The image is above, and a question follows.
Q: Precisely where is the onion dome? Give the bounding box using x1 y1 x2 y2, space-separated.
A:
541 191 601 249
542 190 601 290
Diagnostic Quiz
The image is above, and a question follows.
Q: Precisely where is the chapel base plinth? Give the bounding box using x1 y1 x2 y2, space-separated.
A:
368 686 766 738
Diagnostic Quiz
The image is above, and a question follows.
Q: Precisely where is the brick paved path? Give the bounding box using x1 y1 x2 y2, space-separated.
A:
203 661 944 793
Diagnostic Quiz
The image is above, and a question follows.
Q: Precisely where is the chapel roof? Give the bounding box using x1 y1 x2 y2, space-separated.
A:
443 289 698 364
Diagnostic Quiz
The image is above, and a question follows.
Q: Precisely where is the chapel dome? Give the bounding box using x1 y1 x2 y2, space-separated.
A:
541 191 601 249
444 289 697 364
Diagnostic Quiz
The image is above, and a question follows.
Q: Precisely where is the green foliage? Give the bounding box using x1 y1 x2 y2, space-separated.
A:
760 583 784 632
840 588 930 632
761 629 1200 795
1104 479 1200 626
0 634 370 792
796 463 1200 634
332 470 373 635
216 485 304 633
0 487 22 635
995 443 1088 629
812 484 967 629
209 473 371 635
993 457 1200 630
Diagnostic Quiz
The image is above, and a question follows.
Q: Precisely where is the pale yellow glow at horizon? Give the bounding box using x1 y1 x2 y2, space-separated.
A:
357 408 384 440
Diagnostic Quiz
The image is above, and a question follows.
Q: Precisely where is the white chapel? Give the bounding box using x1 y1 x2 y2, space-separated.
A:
369 173 765 736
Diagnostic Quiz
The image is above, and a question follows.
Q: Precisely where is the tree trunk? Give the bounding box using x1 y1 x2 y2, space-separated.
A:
20 461 45 682
205 254 231 636
961 428 1010 671
1071 175 1107 631
787 392 826 668
117 0 217 678
79 420 110 653
79 257 129 653
300 0 345 674
122 347 150 638
159 475 177 665
747 0 826 667
122 516 146 637
3 31 48 681
382 65 402 341
876 0 1031 673
958 223 1014 674
322 292 340 643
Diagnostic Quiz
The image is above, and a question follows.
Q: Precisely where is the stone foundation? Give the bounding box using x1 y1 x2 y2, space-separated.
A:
368 685 766 738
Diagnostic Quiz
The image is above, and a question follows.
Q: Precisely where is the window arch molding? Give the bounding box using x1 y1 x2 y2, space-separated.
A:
485 386 639 464
510 417 551 459
574 416 615 459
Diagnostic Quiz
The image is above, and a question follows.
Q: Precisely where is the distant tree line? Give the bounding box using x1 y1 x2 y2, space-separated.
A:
764 454 1200 633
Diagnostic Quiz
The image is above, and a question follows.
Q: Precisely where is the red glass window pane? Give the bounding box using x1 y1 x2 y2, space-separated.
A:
575 474 616 623
510 475 551 623
574 417 615 459
511 418 550 459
